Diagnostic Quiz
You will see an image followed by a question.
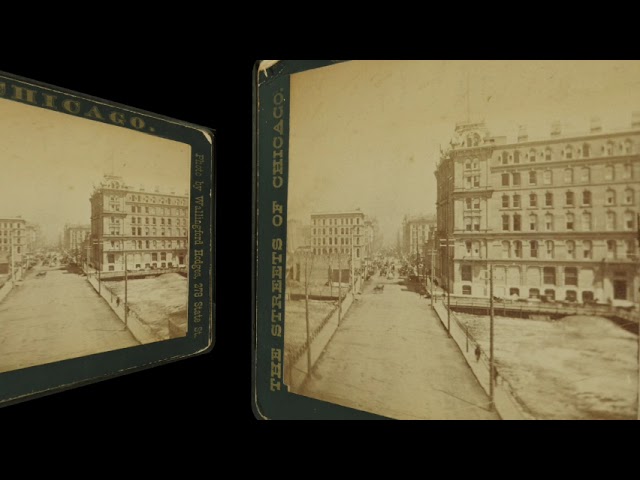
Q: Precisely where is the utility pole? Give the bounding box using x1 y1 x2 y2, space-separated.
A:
351 226 355 296
123 242 128 327
10 229 15 283
338 249 342 325
636 213 640 420
489 262 495 406
430 247 436 308
304 250 312 376
448 240 451 334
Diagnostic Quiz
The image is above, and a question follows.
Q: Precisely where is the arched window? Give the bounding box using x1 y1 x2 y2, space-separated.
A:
564 168 573 183
513 151 520 163
582 212 592 231
582 190 591 206
530 240 539 258
624 188 634 205
545 192 553 207
529 193 537 207
529 149 536 162
624 139 633 154
605 165 614 180
606 141 615 156
606 211 616 230
565 191 574 206
513 194 521 208
607 240 617 259
606 189 617 205
502 241 511 259
502 215 510 231
566 213 575 230
565 145 573 159
465 198 472 210
583 240 592 259
514 240 523 258
529 213 538 231
465 160 471 170
623 163 632 179
624 211 635 230
545 148 552 161
566 240 576 259
582 143 590 158
513 213 522 231
581 167 590 182
545 213 554 231
543 170 552 185
545 240 555 259
625 239 635 259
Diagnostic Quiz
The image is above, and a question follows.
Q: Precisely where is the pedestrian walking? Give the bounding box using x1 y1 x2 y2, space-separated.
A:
116 297 120 307
474 344 481 362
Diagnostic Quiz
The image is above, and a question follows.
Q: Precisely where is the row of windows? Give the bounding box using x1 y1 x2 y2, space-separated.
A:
501 210 636 232
0 245 22 252
313 237 361 246
313 227 362 235
105 261 181 272
496 239 635 260
127 217 187 226
312 247 361 257
129 227 188 237
105 239 187 250
129 205 187 216
500 164 633 187
312 217 362 226
126 194 187 206
497 139 634 166
0 223 24 229
460 284 597 303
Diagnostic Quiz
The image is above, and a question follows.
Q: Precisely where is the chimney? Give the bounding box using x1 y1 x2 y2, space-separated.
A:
632 111 640 128
550 121 561 137
590 116 602 133
517 125 528 142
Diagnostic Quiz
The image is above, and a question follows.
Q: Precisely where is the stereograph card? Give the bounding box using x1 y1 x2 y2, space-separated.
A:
253 60 640 420
0 70 214 406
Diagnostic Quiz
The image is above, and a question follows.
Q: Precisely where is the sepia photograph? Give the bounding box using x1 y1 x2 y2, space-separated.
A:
282 60 640 419
0 94 191 375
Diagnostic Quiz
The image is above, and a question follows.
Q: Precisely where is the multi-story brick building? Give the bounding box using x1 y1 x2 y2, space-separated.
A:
89 175 189 273
64 224 90 259
435 116 639 304
311 210 367 270
402 214 436 260
0 217 28 276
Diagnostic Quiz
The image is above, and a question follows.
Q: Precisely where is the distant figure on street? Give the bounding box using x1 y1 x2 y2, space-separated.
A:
474 344 481 362
116 297 120 307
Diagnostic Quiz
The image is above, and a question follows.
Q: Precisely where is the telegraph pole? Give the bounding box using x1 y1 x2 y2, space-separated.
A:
489 262 495 405
430 248 436 308
123 242 128 327
636 213 640 420
304 250 311 376
338 249 342 325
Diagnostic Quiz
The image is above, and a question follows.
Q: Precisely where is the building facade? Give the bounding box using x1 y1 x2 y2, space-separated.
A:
0 217 28 276
311 211 367 270
402 214 436 260
89 175 189 273
435 116 639 304
64 224 90 259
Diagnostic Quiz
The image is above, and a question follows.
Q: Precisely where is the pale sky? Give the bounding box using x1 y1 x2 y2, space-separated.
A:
288 60 640 245
0 98 191 244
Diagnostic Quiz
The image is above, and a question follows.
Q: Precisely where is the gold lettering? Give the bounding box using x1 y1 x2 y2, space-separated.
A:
272 136 283 149
272 213 283 226
271 310 282 322
11 85 38 104
274 92 284 105
270 378 282 391
109 111 126 126
272 279 282 293
84 105 105 120
42 93 57 109
273 106 284 119
273 159 284 175
273 118 284 135
273 149 284 159
0 82 6 96
272 252 283 264
271 294 282 309
271 348 282 362
273 177 283 189
272 201 283 215
271 324 282 337
272 238 283 251
62 99 81 114
271 359 282 377
130 116 145 129
272 266 282 279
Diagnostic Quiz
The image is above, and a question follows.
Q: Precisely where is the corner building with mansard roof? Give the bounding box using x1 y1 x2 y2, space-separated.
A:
89 175 189 273
435 116 639 304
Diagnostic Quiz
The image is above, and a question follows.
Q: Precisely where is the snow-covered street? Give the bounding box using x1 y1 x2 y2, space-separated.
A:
0 265 138 373
300 276 499 419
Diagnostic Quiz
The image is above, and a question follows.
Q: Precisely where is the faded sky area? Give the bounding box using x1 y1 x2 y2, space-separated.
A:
0 98 191 244
288 60 640 246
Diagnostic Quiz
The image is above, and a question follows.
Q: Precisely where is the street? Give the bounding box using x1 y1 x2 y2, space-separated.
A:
300 275 499 419
0 264 138 373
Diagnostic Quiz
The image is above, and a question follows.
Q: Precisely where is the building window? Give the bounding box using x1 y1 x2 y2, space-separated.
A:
513 172 521 186
544 289 556 300
509 288 520 297
543 170 552 185
624 188 634 205
581 212 592 231
473 198 480 210
465 198 472 210
563 168 573 185
566 240 576 259
529 214 538 231
146 241 150 248
529 288 540 299
529 193 537 207
473 176 480 187
545 192 553 207
583 240 592 259
465 160 471 170
461 265 472 281
513 194 521 208
606 189 616 205
464 217 472 231
605 165 614 180
465 241 472 255
161 252 167 261
582 190 591 206
623 163 632 179
607 142 615 156
502 152 508 165
543 267 556 285
565 267 578 286
565 191 574 206
462 285 472 295
545 148 552 161
624 211 634 230
502 173 510 186
513 214 521 231
581 167 590 183
465 176 472 189
502 195 509 208
514 241 522 258
502 241 511 259
528 149 535 162
513 151 520 163
502 215 509 231
473 217 480 231
566 213 574 230
566 290 577 302
545 240 555 259
625 239 635 259
565 145 573 159
606 211 616 230
107 254 115 263
530 240 538 258
607 240 617 259
472 158 479 169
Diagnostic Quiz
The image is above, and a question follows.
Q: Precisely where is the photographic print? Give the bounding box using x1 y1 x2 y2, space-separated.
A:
0 71 213 405
255 60 640 420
